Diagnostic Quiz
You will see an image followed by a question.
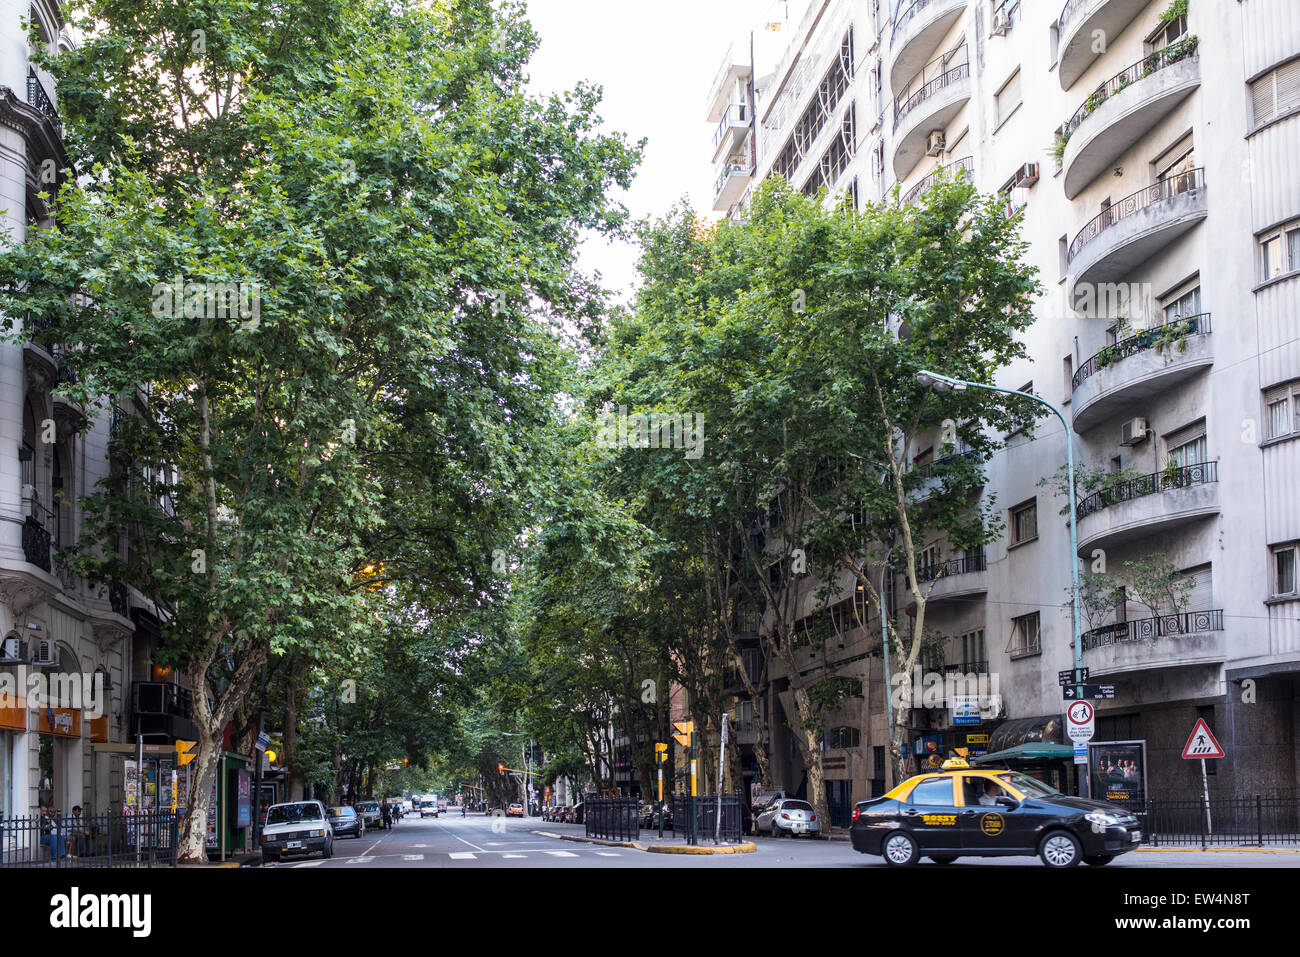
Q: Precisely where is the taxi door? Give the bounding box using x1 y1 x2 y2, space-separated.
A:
957 775 1020 852
898 776 964 850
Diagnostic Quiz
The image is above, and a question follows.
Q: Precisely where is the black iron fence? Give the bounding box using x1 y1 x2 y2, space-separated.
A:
0 810 178 867
1075 460 1217 519
917 549 987 583
1068 167 1205 263
1082 609 1224 650
1061 36 1199 145
895 58 970 129
1072 313 1211 390
584 797 639 842
672 791 744 844
1132 796 1300 848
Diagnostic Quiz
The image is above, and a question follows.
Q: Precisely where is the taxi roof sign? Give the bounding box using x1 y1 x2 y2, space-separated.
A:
940 756 971 769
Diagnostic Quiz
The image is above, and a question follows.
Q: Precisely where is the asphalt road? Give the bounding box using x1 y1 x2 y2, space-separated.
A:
265 813 1299 868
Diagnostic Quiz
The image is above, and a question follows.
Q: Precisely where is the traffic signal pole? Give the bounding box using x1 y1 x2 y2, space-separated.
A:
690 730 697 846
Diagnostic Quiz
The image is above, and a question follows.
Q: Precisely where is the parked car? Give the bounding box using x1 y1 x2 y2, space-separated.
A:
353 800 382 828
849 757 1143 868
755 798 819 838
261 800 333 862
570 801 585 825
640 801 671 827
417 795 440 818
506 803 525 817
326 805 365 839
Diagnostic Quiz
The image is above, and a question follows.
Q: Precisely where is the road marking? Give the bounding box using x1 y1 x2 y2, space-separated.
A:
545 850 579 858
347 856 375 863
294 860 325 867
412 844 429 848
594 851 620 857
448 852 476 860
503 853 526 858
402 854 425 861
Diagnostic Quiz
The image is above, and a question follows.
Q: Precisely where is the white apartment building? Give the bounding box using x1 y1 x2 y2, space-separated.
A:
0 0 138 822
707 0 1300 823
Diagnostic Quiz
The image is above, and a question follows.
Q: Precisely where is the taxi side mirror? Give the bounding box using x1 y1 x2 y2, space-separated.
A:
995 796 1019 809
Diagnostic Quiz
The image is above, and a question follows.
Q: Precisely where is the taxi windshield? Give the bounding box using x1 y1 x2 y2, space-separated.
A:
996 773 1060 798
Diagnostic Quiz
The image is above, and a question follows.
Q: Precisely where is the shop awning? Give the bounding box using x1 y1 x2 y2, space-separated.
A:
971 742 1075 764
983 714 1064 753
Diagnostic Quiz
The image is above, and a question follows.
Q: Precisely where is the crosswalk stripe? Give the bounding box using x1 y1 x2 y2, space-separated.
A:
402 854 425 861
545 850 579 857
503 853 526 858
295 860 325 867
448 852 476 860
594 852 620 857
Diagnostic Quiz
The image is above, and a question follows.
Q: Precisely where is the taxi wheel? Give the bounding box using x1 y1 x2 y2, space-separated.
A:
1084 854 1114 866
881 832 919 867
1039 830 1082 868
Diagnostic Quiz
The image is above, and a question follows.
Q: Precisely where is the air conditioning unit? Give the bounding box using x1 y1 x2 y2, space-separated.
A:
1013 162 1040 188
0 636 27 663
31 639 59 667
1120 417 1149 446
926 130 946 157
991 10 1010 36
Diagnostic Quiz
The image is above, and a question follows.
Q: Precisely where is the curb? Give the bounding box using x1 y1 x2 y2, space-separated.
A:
534 829 756 854
1133 846 1300 853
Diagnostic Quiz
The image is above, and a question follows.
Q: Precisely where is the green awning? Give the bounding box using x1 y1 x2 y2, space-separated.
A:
971 742 1076 764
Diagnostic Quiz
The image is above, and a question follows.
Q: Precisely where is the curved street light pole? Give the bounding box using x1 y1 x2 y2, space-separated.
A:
917 370 1087 796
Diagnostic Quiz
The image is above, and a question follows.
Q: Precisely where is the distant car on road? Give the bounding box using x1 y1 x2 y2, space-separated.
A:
417 795 440 817
353 800 382 828
506 803 525 817
326 805 365 839
262 800 333 862
756 798 819 838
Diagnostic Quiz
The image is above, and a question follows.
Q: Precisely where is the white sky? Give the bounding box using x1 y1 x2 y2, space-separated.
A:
521 0 806 304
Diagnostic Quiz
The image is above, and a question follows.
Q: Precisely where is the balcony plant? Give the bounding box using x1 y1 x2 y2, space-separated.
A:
1152 316 1195 355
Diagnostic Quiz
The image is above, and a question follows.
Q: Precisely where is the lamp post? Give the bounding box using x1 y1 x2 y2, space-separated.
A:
916 369 1087 797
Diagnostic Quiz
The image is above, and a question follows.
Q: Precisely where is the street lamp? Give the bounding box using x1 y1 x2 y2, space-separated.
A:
917 369 1086 796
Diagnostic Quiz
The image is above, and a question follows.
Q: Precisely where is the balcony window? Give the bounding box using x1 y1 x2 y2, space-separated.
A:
1264 380 1300 440
1162 284 1201 323
1009 612 1041 658
1010 500 1037 545
995 69 1021 129
1274 544 1298 598
960 628 986 669
1259 219 1300 283
918 543 940 575
1166 420 1207 468
1147 14 1188 54
1249 58 1300 129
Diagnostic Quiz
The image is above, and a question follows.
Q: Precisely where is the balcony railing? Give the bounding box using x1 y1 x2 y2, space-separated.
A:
1081 609 1224 650
1057 0 1087 34
1072 313 1211 390
893 0 954 45
714 159 753 199
713 103 750 152
26 69 62 135
917 550 987 583
1067 167 1205 264
1076 461 1218 520
901 156 973 206
110 581 129 617
22 515 52 572
942 660 988 675
894 56 970 130
1060 36 1199 146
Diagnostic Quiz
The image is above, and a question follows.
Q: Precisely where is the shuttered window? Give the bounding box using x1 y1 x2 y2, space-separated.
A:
1264 380 1300 439
996 69 1021 127
1251 58 1300 128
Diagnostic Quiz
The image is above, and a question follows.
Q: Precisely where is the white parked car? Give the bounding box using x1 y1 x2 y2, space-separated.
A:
261 800 334 862
755 798 819 838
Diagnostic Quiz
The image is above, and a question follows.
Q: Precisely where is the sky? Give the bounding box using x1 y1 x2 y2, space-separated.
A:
521 0 808 304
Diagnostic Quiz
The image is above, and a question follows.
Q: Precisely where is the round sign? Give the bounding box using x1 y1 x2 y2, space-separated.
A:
1066 700 1095 742
980 813 1005 836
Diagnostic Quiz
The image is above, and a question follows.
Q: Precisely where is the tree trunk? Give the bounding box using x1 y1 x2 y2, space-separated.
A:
284 661 304 800
791 685 830 827
177 720 219 864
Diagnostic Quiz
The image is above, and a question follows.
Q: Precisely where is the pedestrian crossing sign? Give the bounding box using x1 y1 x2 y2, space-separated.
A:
1181 718 1225 759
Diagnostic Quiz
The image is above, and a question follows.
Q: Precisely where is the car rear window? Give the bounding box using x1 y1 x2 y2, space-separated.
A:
327 807 354 818
782 800 813 812
266 804 322 825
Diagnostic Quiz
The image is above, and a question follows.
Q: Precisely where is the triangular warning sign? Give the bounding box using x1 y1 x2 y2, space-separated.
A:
1181 718 1225 759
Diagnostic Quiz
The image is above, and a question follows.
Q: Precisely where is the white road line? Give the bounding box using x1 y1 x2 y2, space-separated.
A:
359 839 382 856
594 851 620 857
437 818 491 853
502 853 526 858
448 852 477 860
544 850 579 857
402 854 425 861
347 856 375 863
294 860 325 867
412 844 429 848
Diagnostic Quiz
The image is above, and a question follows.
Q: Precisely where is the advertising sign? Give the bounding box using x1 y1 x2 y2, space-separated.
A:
206 778 218 848
1088 740 1147 806
951 695 981 726
234 769 252 828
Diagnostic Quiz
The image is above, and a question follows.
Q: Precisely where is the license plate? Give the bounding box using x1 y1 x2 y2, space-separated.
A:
1130 831 1141 842
287 841 302 848
793 823 806 831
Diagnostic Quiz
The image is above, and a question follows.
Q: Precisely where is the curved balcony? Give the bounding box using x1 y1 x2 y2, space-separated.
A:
901 156 973 206
1075 461 1219 556
1057 0 1149 91
890 0 969 94
1060 39 1199 199
1071 313 1212 433
906 551 987 610
1066 169 1207 307
1081 610 1225 677
893 57 971 180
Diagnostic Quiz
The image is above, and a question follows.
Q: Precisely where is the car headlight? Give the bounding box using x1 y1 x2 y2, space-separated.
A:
1085 811 1120 827
310 829 324 837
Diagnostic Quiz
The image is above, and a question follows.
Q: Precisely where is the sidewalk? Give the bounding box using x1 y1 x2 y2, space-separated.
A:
532 821 756 855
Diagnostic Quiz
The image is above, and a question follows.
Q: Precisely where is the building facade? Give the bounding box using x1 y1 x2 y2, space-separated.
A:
707 0 1300 815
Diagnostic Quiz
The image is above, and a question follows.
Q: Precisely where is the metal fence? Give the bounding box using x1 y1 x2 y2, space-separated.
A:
1138 796 1300 848
584 797 640 842
672 791 744 844
0 810 178 868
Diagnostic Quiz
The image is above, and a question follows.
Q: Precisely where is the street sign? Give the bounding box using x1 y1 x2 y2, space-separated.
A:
255 731 269 752
1058 668 1090 685
1072 743 1088 765
1063 683 1115 700
1066 700 1095 743
1181 718 1225 759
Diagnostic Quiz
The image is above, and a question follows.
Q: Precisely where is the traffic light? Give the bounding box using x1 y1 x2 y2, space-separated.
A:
403 757 409 765
497 763 505 774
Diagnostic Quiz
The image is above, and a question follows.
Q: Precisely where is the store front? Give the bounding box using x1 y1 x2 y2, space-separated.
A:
970 714 1078 793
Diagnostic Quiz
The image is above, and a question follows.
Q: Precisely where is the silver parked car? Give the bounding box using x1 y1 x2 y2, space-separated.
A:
261 800 334 862
755 798 820 838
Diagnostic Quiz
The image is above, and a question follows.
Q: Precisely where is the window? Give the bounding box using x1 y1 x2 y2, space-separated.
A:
1010 500 1038 545
1264 380 1300 440
1166 420 1207 467
995 69 1021 128
1259 219 1300 282
919 542 940 575
1161 283 1201 323
873 746 886 780
1146 13 1187 52
1156 140 1196 194
1250 58 1300 128
826 726 861 749
1010 612 1041 657
960 628 986 668
907 777 956 806
1274 543 1298 597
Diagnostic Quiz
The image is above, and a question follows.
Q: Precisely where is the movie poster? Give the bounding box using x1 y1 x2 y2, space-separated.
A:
1088 740 1146 807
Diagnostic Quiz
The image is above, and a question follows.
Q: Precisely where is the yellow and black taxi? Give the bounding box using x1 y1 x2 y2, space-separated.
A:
850 756 1141 868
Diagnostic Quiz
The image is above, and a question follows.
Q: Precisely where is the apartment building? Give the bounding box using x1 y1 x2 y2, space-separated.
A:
0 0 141 821
706 0 1300 817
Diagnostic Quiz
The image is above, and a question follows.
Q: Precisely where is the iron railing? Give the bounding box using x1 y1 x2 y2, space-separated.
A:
110 581 129 616
893 0 963 45
917 549 986 583
1081 609 1224 650
1139 796 1300 848
0 809 178 867
942 659 988 675
26 69 62 135
713 103 750 153
672 791 744 844
714 159 754 200
1056 0 1087 36
912 448 980 480
22 515 51 572
1071 313 1211 390
584 797 640 842
1061 36 1199 145
1075 460 1217 519
1067 167 1205 263
901 156 973 205
895 59 970 130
